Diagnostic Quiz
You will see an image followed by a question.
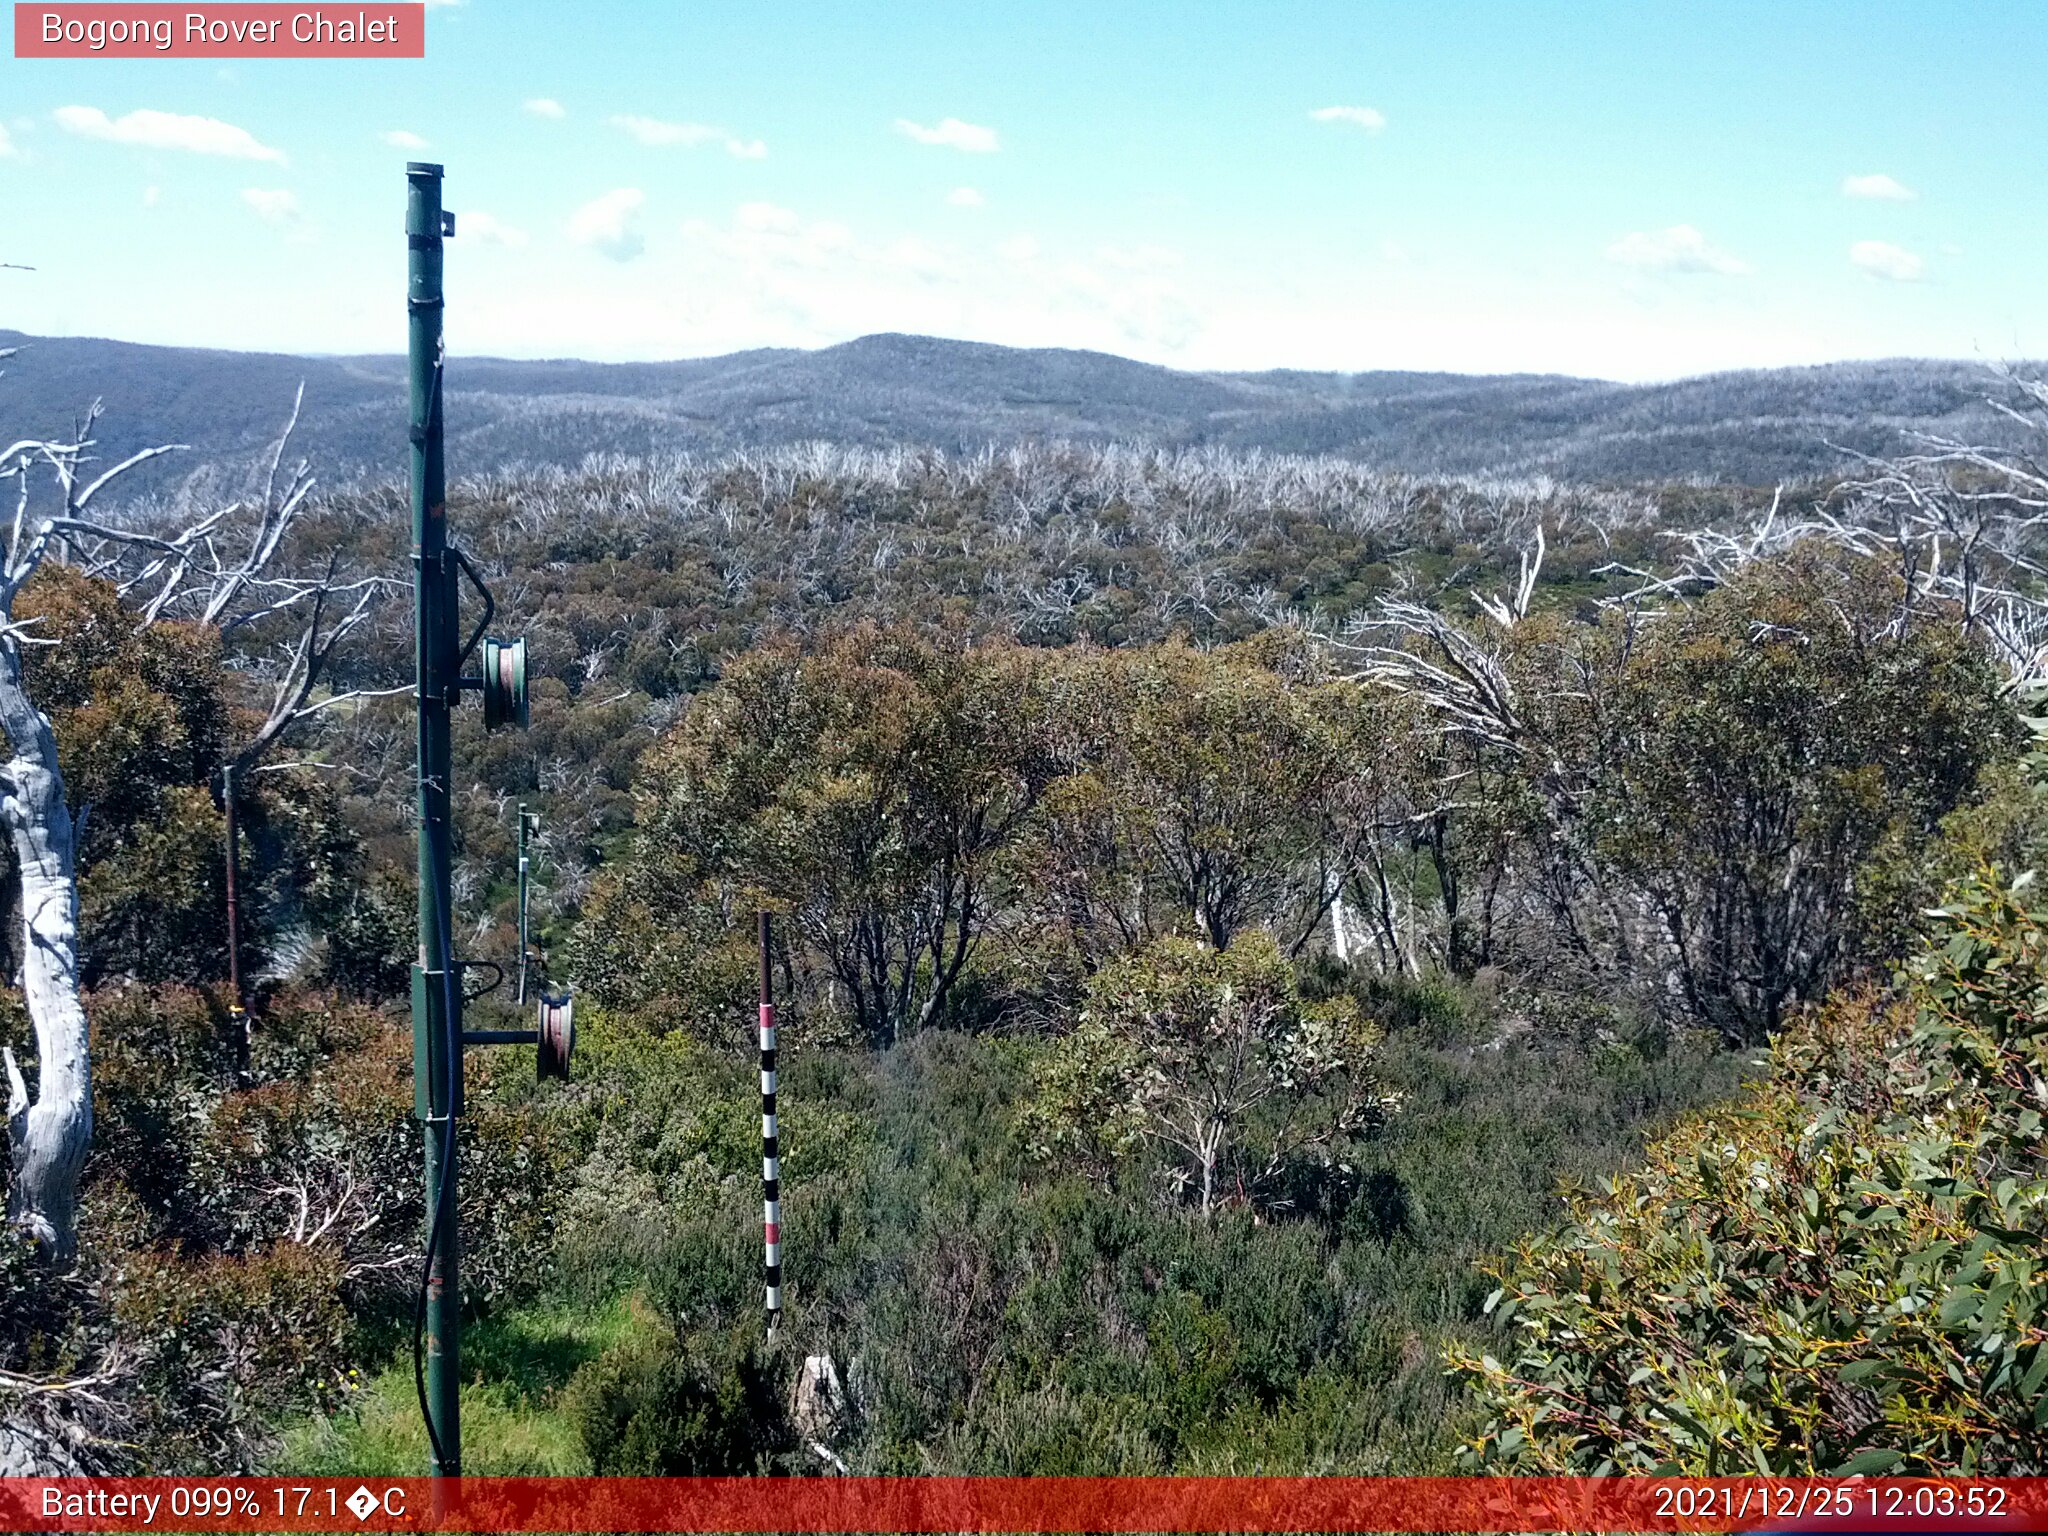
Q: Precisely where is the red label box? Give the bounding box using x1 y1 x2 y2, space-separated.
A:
14 3 425 57
5 1477 2048 1534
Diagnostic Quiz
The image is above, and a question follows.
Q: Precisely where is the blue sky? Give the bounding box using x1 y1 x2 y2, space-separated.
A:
1 0 2041 379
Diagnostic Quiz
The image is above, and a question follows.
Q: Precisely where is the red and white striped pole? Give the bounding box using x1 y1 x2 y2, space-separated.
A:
759 910 782 1333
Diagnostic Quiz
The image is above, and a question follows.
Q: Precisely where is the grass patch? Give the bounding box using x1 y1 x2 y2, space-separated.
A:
281 992 1747 1476
275 1294 643 1475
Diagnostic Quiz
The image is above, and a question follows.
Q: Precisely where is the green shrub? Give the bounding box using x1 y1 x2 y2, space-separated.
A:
1453 848 2048 1473
564 1323 785 1474
116 1240 354 1469
359 984 1741 1478
1024 933 1393 1217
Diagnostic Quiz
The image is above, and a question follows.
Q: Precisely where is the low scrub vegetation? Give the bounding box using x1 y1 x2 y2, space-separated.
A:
1455 720 2048 1470
4 405 2046 1473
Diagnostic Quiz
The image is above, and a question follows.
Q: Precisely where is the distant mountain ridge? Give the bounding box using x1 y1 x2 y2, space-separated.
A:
0 328 2034 487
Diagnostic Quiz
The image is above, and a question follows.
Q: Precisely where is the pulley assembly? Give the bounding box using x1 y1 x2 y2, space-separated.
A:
482 636 528 731
537 989 574 1081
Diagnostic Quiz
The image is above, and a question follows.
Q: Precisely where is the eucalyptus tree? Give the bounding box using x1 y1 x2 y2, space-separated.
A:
1030 637 1366 960
1346 492 2019 1042
609 626 1070 1044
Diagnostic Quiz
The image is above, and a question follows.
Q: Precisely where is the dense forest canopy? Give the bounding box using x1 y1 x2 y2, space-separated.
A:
4 363 2048 1474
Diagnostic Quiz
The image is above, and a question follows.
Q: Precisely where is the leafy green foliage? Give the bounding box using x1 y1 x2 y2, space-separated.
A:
1584 548 2013 1042
511 1003 1737 1475
565 1321 786 1475
1026 934 1392 1216
580 627 1069 1045
1455 755 2048 1471
0 568 572 1469
1028 638 1367 956
1379 546 2015 1041
587 632 1389 1049
3 430 2029 1478
1 565 389 991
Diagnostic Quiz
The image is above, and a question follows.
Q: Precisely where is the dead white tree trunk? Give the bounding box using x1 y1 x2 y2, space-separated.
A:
1326 871 1352 964
0 644 87 1265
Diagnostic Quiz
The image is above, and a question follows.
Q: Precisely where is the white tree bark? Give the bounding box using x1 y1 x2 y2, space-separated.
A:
0 638 88 1266
1327 872 1353 965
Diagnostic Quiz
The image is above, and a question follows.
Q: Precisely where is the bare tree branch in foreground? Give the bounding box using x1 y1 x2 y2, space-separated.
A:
2 392 395 1264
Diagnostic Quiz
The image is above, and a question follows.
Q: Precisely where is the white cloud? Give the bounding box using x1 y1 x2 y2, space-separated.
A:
1098 244 1182 272
522 98 566 120
459 210 528 248
946 187 984 208
1841 172 1915 202
382 129 429 151
141 184 159 207
735 201 802 234
610 114 722 148
1604 223 1751 276
611 115 766 159
713 203 863 269
568 187 646 261
1849 239 1924 281
241 187 299 224
893 117 999 153
0 124 15 159
1310 105 1386 132
656 202 1197 355
55 105 285 164
885 235 947 277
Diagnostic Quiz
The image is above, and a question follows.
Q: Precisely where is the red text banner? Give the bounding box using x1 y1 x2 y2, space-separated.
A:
4 1477 2048 1533
14 4 425 57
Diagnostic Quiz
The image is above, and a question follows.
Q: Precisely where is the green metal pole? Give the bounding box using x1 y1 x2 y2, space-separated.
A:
516 805 530 1006
407 161 461 1478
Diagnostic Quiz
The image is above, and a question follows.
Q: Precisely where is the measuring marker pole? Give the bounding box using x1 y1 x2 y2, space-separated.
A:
760 910 781 1332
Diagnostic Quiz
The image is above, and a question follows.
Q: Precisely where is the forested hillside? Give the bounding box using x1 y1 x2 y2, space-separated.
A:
4 372 2047 1475
2 328 2037 487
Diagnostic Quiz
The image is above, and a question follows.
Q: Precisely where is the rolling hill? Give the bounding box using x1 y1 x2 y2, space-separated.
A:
1 328 2033 488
